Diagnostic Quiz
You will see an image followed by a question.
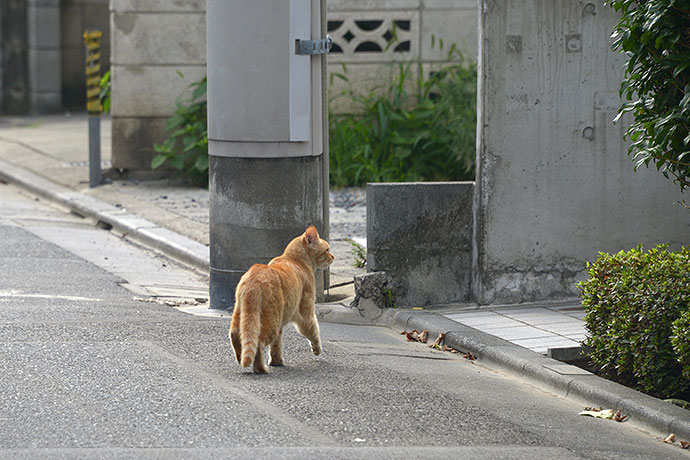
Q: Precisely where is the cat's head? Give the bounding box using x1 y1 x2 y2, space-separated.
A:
303 225 334 269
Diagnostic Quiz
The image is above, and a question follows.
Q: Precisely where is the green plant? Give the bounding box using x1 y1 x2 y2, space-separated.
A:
580 245 690 398
328 42 476 187
347 238 367 268
152 75 208 186
607 0 690 192
99 70 111 114
672 310 690 380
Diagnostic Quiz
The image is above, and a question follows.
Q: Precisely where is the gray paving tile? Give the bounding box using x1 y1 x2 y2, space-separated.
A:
512 336 580 351
479 325 556 341
541 323 586 335
445 314 523 328
565 334 587 342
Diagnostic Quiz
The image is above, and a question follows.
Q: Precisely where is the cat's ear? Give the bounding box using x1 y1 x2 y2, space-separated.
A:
304 225 319 245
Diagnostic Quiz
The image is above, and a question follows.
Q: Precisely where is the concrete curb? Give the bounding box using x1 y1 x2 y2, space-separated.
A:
0 159 210 273
389 309 690 442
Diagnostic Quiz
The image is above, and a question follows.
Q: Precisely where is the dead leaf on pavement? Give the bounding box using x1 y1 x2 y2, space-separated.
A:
612 410 627 422
442 345 459 353
418 330 428 343
463 351 477 361
429 333 446 349
680 441 690 449
402 330 429 344
663 433 676 444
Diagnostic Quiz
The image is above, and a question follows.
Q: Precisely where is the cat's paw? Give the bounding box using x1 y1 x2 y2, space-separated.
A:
311 343 322 356
269 357 285 366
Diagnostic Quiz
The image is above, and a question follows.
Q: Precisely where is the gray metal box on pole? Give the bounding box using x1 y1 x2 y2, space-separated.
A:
207 0 329 309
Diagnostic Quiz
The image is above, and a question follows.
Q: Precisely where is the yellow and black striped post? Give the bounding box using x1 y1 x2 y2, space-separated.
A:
83 30 102 187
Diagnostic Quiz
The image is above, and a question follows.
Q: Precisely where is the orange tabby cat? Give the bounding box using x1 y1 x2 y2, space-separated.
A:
229 225 334 374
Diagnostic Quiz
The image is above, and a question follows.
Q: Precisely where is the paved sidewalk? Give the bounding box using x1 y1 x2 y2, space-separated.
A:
0 113 586 357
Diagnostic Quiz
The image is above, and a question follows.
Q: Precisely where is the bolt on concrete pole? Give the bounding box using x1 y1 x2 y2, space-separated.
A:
83 30 102 188
207 0 329 310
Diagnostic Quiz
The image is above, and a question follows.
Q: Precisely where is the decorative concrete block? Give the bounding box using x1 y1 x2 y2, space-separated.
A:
419 9 477 61
367 182 474 306
328 0 421 11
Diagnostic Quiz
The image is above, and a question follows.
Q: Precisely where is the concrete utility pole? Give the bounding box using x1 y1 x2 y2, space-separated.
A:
207 0 329 309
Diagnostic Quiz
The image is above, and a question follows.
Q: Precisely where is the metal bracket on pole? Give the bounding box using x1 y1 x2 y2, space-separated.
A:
295 35 332 55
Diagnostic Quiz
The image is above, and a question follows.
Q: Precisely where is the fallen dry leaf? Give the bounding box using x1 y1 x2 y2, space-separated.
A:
463 351 477 361
612 410 627 422
402 330 429 344
418 330 429 343
442 345 459 353
583 406 603 412
663 433 676 444
429 333 446 349
681 441 690 449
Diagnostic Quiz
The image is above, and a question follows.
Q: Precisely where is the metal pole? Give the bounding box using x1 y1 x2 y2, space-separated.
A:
88 116 101 187
320 0 330 299
83 30 102 188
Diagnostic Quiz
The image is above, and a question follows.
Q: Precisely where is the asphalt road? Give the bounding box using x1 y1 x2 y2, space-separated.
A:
0 181 687 460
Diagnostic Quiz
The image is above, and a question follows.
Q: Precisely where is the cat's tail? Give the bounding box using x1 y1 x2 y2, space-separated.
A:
239 288 262 368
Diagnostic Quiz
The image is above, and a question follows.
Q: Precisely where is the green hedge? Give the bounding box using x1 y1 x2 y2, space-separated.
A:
672 310 690 381
580 245 690 398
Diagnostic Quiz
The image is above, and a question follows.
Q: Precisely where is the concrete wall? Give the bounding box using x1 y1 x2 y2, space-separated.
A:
109 0 205 170
367 182 474 306
473 0 690 305
26 0 61 112
0 0 109 114
1 0 29 113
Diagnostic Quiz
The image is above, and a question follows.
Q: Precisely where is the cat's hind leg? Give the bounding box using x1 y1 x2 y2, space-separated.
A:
296 316 322 356
229 311 242 364
269 328 285 366
252 344 269 374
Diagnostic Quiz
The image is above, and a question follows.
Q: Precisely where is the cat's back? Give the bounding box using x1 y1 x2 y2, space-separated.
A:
236 260 302 302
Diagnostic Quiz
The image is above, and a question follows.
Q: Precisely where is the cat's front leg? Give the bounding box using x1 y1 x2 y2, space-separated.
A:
297 315 322 356
269 329 285 366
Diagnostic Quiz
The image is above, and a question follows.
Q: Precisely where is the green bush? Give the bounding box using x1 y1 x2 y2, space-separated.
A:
580 245 690 398
152 75 208 187
672 310 690 380
607 0 690 191
328 43 476 187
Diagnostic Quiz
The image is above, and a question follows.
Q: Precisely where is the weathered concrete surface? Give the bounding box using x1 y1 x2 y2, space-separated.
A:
473 0 690 304
109 0 205 170
367 182 473 306
209 155 325 310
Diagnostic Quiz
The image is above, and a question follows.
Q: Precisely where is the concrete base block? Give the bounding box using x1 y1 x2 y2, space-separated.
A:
209 154 325 309
366 182 474 306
